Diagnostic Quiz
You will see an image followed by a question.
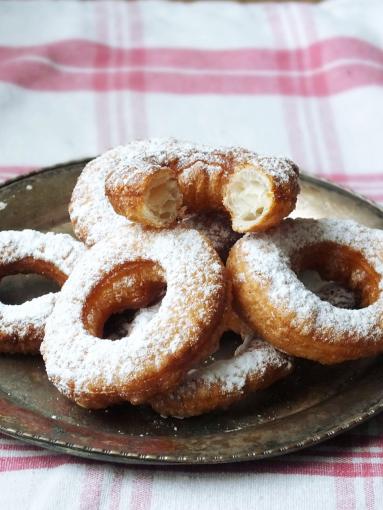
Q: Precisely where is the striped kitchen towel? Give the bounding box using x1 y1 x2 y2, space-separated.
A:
0 1 382 509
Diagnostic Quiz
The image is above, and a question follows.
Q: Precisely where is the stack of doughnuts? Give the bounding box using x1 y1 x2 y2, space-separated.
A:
2 138 383 418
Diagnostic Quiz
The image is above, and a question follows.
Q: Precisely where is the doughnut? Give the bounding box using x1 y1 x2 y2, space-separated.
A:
105 138 299 233
0 230 84 354
227 218 383 364
149 310 293 418
180 212 241 261
69 139 299 246
41 227 228 409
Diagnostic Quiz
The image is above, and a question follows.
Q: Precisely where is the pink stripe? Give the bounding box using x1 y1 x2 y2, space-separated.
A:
363 420 375 510
265 5 308 168
364 477 375 509
0 166 35 175
1 37 382 71
126 1 148 139
1 61 382 95
335 476 356 510
214 460 383 477
0 454 76 472
286 5 324 173
0 443 42 451
114 2 127 146
260 461 383 477
300 5 345 175
130 471 153 510
108 468 125 510
334 431 356 510
94 2 111 151
0 450 382 477
79 465 105 510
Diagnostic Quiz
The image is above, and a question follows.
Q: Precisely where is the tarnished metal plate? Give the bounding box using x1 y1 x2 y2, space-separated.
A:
0 160 382 464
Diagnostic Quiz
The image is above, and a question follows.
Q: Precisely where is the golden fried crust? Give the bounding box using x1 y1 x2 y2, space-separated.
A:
178 155 300 234
41 227 228 409
227 218 383 364
99 139 300 235
106 166 183 228
176 155 230 212
149 310 293 418
0 230 84 354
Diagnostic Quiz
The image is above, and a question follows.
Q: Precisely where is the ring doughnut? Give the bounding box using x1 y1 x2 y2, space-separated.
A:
0 230 84 353
105 138 300 233
149 310 293 418
41 227 228 409
227 218 383 364
69 139 299 246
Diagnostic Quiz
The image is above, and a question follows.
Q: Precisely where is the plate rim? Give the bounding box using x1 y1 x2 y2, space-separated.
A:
1 392 382 466
0 160 382 465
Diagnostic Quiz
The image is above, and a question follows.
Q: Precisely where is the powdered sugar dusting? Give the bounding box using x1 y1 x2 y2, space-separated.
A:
0 230 84 351
240 218 383 340
108 303 160 341
42 227 226 401
69 138 298 246
180 212 240 260
176 338 289 395
108 305 287 398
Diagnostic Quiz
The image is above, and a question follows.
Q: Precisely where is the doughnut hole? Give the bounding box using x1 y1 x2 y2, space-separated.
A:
0 258 66 305
224 166 272 233
200 331 243 367
82 260 166 339
103 296 165 340
293 242 381 309
143 170 182 227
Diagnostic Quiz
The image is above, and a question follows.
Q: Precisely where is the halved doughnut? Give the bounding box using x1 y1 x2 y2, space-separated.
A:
105 139 299 233
69 139 299 246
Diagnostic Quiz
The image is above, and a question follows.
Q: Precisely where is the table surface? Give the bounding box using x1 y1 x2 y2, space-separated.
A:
0 0 382 509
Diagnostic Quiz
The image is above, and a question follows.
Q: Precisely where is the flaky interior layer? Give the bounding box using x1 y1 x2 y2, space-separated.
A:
144 173 181 226
224 166 272 232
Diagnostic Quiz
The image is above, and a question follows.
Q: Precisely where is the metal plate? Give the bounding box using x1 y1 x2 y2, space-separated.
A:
0 160 382 465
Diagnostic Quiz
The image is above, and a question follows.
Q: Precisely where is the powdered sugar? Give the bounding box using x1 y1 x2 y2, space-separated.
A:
107 305 288 401
149 316 293 417
0 230 84 352
172 338 289 397
69 138 298 246
180 212 240 260
108 303 161 341
41 227 226 403
69 154 132 247
239 218 383 341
